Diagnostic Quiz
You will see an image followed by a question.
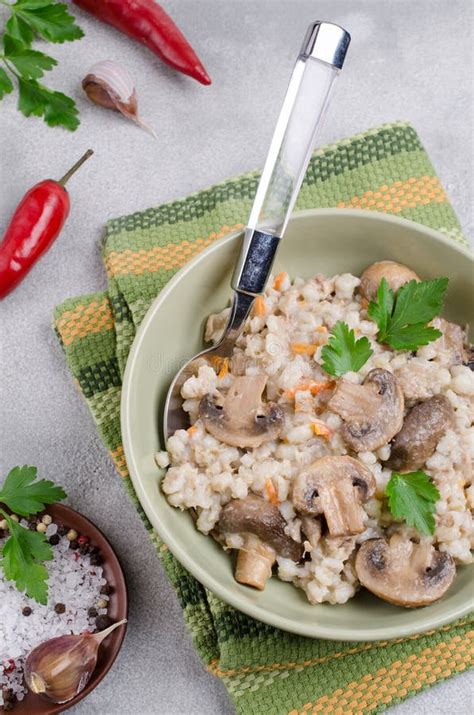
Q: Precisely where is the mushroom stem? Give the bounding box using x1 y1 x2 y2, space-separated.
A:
235 540 276 590
319 478 366 536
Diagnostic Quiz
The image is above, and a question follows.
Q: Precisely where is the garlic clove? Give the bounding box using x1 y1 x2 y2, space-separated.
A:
24 619 127 704
82 60 156 138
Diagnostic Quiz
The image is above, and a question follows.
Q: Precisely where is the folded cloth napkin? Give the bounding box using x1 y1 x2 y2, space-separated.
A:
54 122 472 715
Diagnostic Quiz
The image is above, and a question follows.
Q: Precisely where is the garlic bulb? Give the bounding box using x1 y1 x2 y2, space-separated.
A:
24 619 127 704
82 60 155 137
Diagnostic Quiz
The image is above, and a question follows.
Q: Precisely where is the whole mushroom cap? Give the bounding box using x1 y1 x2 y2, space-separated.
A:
359 261 420 301
219 495 303 562
385 395 454 472
355 536 456 607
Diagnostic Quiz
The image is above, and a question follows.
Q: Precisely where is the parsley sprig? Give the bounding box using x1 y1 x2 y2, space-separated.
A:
321 321 373 377
0 0 83 130
385 470 440 535
368 277 449 350
0 465 66 604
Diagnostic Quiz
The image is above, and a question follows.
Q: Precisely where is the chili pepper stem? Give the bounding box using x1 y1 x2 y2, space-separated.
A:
58 149 94 187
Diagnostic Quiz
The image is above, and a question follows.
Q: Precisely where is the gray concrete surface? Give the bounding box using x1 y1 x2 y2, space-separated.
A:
0 1 472 713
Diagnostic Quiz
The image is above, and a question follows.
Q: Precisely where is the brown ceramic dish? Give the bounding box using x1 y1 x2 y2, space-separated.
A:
1 504 128 715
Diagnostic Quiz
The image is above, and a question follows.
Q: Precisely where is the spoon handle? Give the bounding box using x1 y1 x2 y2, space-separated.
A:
232 21 350 296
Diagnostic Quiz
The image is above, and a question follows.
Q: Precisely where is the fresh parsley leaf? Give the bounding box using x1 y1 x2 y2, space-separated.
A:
368 277 448 350
1 1 83 130
18 77 79 130
321 321 373 377
4 34 57 79
5 13 34 45
0 465 66 517
0 67 14 98
366 277 393 337
0 514 52 604
385 470 440 535
11 0 84 44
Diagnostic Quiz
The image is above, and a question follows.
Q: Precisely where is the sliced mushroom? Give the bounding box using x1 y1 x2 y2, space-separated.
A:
385 395 454 471
292 456 375 536
219 495 303 590
355 536 455 607
199 375 284 448
430 318 467 366
328 369 404 452
359 261 420 301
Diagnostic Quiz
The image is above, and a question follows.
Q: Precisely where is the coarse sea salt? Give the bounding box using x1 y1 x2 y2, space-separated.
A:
0 520 109 709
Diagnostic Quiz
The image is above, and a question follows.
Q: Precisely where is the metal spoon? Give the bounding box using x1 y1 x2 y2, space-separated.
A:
164 21 350 439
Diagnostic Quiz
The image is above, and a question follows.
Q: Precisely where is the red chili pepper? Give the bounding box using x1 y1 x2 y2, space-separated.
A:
0 150 93 299
74 0 211 85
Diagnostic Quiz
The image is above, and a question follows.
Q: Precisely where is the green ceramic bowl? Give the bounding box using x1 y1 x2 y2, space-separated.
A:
121 209 474 640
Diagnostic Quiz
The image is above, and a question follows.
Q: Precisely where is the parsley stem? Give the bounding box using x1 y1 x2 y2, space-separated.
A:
1 55 20 80
0 506 13 526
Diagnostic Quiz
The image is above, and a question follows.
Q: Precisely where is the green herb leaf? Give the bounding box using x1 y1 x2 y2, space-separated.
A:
18 77 79 130
366 278 393 337
13 1 84 44
368 277 448 350
4 34 57 79
321 321 373 377
0 67 14 98
385 470 440 535
1 1 83 130
0 465 66 517
0 515 53 604
5 13 34 45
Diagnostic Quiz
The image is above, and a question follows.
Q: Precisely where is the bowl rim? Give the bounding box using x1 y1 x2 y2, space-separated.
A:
121 208 473 641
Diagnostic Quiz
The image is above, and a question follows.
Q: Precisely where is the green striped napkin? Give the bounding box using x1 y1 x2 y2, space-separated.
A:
54 122 472 715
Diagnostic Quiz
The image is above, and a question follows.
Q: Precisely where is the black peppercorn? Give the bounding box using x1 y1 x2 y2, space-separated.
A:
90 553 103 566
54 602 66 614
57 524 68 537
79 544 89 556
48 533 60 546
100 584 112 595
22 606 32 616
69 540 79 550
95 614 112 631
88 607 98 618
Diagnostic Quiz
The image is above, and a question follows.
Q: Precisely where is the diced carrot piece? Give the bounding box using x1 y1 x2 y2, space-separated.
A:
311 422 332 439
254 295 266 316
309 381 335 396
315 325 328 333
265 478 280 506
290 343 318 355
187 425 198 436
284 380 334 400
218 357 229 379
273 271 286 291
